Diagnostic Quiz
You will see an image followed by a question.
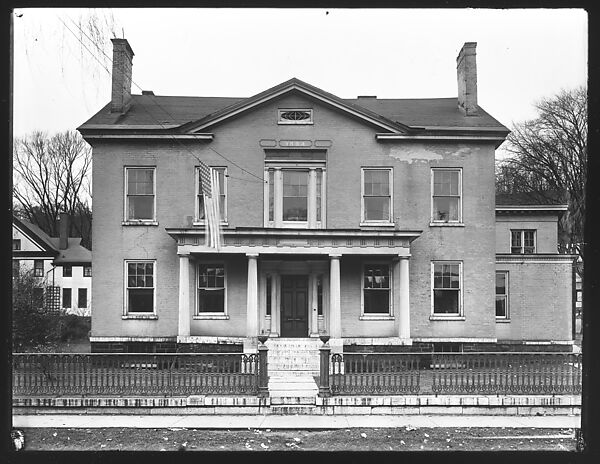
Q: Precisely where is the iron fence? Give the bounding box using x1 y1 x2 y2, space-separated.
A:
327 352 581 396
12 353 260 396
330 353 421 394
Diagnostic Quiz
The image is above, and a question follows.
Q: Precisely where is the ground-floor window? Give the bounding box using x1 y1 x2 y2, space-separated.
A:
495 271 509 319
62 288 72 309
362 263 391 315
125 260 155 313
78 288 88 308
197 263 225 314
432 261 462 315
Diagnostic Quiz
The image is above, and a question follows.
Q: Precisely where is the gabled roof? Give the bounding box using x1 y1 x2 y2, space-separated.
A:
12 215 91 265
78 77 509 140
13 216 57 252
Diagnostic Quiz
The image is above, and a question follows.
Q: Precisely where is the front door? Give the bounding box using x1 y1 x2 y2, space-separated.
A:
280 275 309 337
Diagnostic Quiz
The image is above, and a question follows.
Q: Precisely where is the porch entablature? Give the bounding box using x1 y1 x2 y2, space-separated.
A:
165 227 422 256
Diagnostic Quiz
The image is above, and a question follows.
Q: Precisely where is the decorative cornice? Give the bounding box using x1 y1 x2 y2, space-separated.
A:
496 253 577 263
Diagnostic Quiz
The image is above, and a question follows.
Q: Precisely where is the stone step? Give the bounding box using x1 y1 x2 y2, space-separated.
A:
270 405 318 414
269 370 319 377
269 396 317 405
268 383 318 391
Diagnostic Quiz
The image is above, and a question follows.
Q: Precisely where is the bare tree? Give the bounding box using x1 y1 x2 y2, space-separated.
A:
496 86 587 275
13 130 92 249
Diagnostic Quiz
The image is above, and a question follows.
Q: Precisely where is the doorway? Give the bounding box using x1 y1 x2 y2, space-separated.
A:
280 275 309 337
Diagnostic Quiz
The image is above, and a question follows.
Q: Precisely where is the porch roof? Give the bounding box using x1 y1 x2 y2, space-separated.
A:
165 227 422 256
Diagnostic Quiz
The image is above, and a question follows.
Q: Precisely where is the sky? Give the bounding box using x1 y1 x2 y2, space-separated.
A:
12 8 588 150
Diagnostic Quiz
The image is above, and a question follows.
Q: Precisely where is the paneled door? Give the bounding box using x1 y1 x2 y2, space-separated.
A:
280 275 309 337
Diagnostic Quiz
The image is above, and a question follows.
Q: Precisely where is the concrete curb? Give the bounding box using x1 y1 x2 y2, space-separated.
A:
12 414 581 429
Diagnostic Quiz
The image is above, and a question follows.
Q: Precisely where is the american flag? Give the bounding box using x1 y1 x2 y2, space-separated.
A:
198 162 222 250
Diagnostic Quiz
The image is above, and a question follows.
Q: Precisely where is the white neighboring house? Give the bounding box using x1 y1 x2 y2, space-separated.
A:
12 213 92 316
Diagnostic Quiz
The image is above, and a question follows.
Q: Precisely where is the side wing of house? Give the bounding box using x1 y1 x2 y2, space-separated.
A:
495 205 575 346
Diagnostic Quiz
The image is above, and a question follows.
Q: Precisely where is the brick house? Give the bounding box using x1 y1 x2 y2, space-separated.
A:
78 40 575 355
12 213 92 315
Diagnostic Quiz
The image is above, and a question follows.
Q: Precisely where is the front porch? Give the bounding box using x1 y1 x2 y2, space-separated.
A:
167 227 422 353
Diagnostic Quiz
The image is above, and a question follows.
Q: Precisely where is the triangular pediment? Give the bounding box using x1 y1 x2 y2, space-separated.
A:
182 78 411 134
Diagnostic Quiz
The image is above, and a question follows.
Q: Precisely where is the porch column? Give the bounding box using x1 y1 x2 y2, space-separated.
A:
398 255 411 341
177 252 191 339
270 274 278 335
246 253 259 344
329 254 342 339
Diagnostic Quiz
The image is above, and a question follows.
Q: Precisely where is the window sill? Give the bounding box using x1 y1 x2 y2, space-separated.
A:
122 314 158 320
122 220 159 226
360 222 395 227
429 222 464 227
496 318 511 323
193 314 229 320
429 315 465 321
193 221 229 227
359 315 394 321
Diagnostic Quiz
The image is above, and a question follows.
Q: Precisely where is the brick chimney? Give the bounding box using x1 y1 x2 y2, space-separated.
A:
110 38 135 113
59 212 69 250
456 42 478 116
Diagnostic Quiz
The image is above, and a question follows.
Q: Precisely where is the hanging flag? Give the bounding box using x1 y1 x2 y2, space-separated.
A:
199 162 222 250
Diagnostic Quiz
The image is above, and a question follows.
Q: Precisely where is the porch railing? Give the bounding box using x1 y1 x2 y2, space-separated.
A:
326 352 582 396
12 353 261 396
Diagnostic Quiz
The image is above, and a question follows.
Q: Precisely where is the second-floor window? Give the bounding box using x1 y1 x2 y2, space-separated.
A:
12 239 21 250
83 266 92 277
432 168 462 223
196 167 227 223
125 167 156 221
362 168 393 224
265 167 325 228
511 230 536 254
62 265 72 278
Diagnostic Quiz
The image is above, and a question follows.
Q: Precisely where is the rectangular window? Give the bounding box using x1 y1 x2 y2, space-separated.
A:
78 288 88 308
12 239 21 250
496 271 509 319
283 170 309 221
196 166 227 222
432 169 462 223
362 168 392 223
363 264 391 314
432 262 462 315
266 274 272 316
197 263 225 314
265 166 325 228
317 274 323 316
126 261 155 313
34 260 44 277
511 230 536 254
62 288 72 309
83 265 92 277
62 265 72 278
125 167 155 221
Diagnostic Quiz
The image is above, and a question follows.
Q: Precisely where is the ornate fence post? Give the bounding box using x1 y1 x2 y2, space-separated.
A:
257 334 269 398
319 334 331 397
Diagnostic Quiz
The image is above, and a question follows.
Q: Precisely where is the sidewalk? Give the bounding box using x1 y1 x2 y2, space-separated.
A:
13 413 580 429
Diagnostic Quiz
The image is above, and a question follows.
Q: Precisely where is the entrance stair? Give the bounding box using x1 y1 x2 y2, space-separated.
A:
265 338 321 411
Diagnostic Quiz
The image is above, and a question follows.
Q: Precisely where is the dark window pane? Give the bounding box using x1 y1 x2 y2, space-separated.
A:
496 297 507 317
433 197 459 221
434 289 459 314
63 266 72 277
33 287 44 308
128 169 154 194
128 289 153 312
495 273 506 294
365 197 390 221
364 289 390 313
62 288 72 308
128 196 154 220
78 288 87 308
198 289 225 312
283 197 307 221
268 170 274 221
